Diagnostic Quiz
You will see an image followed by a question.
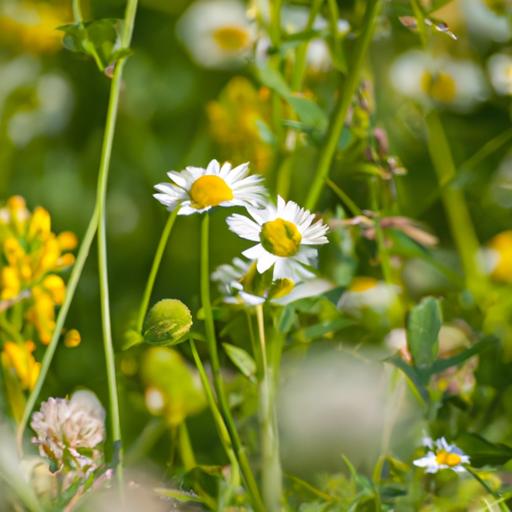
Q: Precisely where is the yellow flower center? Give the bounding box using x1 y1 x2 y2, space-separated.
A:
189 175 233 209
420 71 457 103
349 276 378 293
260 218 302 257
212 25 250 52
435 450 462 467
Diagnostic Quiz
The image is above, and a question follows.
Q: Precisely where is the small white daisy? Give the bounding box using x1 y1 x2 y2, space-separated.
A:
390 50 488 111
177 0 255 69
226 196 329 281
488 53 512 95
413 437 470 474
153 159 267 215
212 256 333 306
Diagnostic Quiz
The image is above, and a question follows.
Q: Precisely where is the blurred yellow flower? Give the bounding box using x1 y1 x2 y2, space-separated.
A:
0 196 77 345
207 76 274 174
486 230 512 283
2 341 41 390
0 1 68 54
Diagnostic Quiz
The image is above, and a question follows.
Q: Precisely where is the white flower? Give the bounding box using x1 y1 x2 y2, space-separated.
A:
338 277 400 314
153 159 267 215
31 390 105 474
177 0 255 69
413 437 470 474
488 53 512 95
462 0 510 43
212 256 333 306
226 196 329 281
390 50 488 111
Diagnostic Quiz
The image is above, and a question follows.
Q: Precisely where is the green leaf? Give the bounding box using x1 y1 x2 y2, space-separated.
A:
430 337 496 374
255 63 327 131
58 19 126 72
407 297 442 369
456 433 512 468
386 354 429 404
300 317 353 341
278 304 297 334
222 343 256 382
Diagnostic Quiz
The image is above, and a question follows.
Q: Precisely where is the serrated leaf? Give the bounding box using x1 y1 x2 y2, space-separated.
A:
222 343 256 381
456 433 512 467
407 297 442 370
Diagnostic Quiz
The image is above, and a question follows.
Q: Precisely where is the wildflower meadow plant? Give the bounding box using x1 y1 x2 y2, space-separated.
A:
2 0 512 511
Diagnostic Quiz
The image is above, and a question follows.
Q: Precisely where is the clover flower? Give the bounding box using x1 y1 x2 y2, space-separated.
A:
177 0 255 69
413 437 470 474
338 277 400 314
390 50 487 111
154 159 267 216
226 196 329 281
31 390 105 475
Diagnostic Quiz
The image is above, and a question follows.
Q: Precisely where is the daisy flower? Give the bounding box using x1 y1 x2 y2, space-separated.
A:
153 159 267 215
390 50 488 111
226 196 329 281
413 437 470 474
212 257 333 306
177 0 255 69
488 53 512 95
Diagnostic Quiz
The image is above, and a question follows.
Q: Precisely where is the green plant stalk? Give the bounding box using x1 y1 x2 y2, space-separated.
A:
465 466 510 512
178 422 196 471
425 111 484 291
256 305 282 512
291 0 324 91
96 0 139 490
326 178 362 217
135 208 180 333
190 338 240 488
72 0 83 22
199 215 265 512
369 177 394 285
305 0 381 210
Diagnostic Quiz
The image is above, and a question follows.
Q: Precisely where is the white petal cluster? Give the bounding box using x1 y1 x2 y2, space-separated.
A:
154 159 266 215
488 53 512 95
31 390 105 474
227 196 329 281
413 437 470 474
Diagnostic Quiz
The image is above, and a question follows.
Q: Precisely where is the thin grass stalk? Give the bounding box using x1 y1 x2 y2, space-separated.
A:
135 208 180 333
199 215 265 512
305 0 381 210
256 304 282 512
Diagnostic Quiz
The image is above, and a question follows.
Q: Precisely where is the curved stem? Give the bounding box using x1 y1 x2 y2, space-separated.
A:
305 0 381 210
135 208 180 333
256 304 282 512
199 215 265 512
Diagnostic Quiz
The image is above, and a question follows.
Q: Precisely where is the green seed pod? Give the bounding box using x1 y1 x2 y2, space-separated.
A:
143 299 192 346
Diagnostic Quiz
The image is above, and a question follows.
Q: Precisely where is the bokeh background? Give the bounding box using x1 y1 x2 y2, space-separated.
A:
1 0 511 477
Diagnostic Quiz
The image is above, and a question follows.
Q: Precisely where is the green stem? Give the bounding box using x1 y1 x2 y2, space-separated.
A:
425 111 484 291
199 215 265 512
465 466 510 512
95 0 139 491
190 339 240 484
369 177 394 285
305 0 381 210
72 0 83 22
135 208 180 333
326 178 362 217
256 305 282 512
291 0 324 91
178 422 196 471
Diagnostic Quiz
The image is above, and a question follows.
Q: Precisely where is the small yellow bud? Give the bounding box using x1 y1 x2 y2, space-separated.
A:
1 266 20 299
42 274 66 305
64 329 81 348
28 207 51 240
57 231 78 251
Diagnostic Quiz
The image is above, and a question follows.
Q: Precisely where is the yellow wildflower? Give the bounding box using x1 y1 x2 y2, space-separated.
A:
64 329 81 348
2 341 41 390
487 230 512 283
207 77 274 174
0 1 68 54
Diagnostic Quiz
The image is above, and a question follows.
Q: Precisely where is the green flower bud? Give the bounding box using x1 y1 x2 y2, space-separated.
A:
143 299 192 346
